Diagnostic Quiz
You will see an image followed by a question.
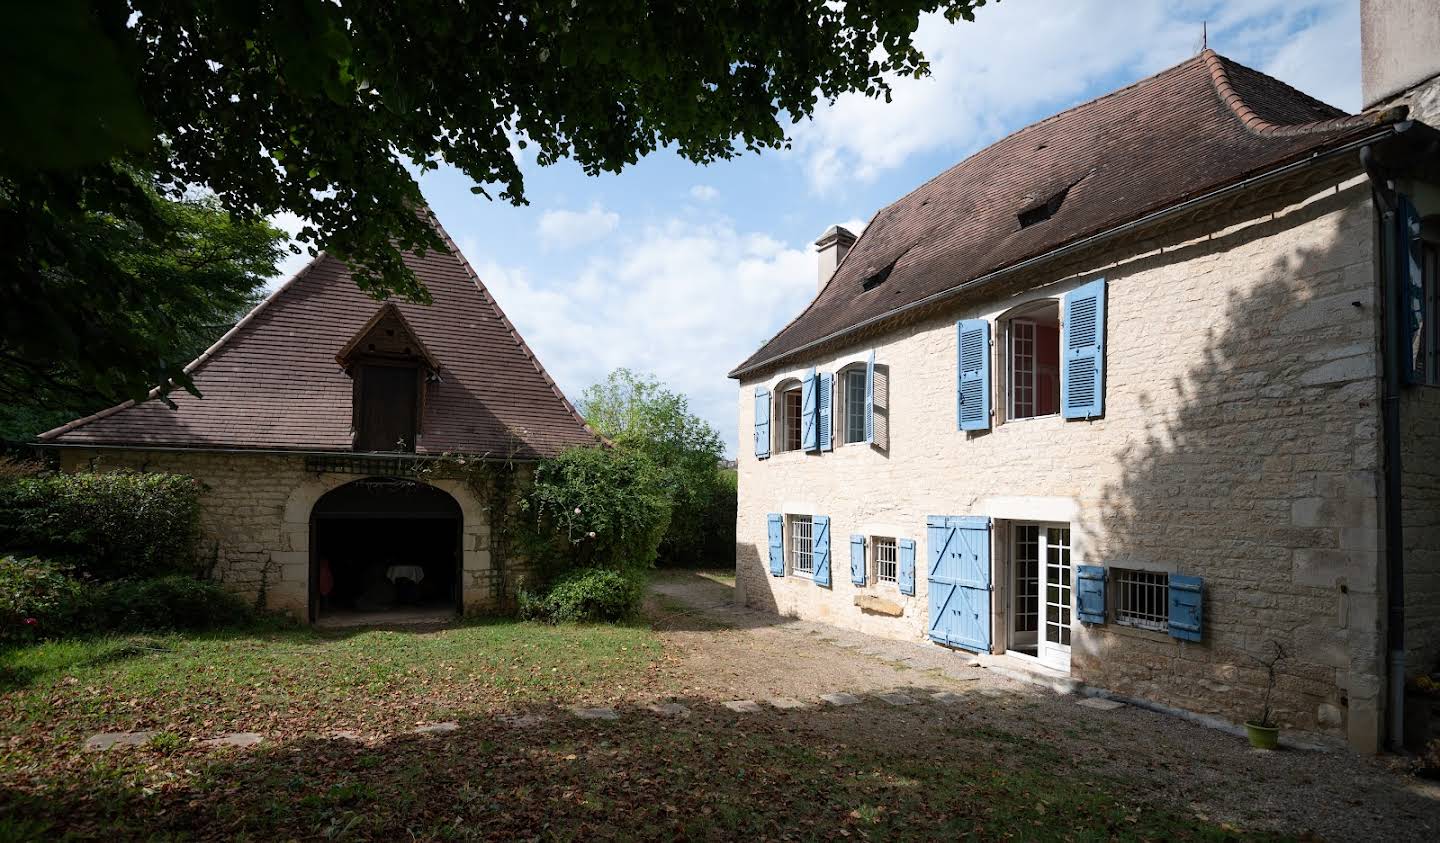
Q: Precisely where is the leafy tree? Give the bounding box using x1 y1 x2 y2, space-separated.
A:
579 369 731 566
3 0 988 406
0 171 283 444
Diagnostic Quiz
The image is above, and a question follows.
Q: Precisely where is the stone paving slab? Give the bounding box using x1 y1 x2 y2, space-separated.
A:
767 697 808 711
820 692 863 706
1076 697 1126 711
415 721 460 734
84 731 155 752
931 691 967 704
877 692 918 706
722 700 762 713
645 703 690 717
201 732 263 749
571 707 619 721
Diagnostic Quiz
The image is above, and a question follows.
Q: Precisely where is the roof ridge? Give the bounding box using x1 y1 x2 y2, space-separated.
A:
1200 49 1403 137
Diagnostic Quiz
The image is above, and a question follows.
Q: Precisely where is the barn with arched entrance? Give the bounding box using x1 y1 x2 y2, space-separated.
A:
38 209 596 621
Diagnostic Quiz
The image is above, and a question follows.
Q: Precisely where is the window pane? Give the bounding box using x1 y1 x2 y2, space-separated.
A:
846 369 867 443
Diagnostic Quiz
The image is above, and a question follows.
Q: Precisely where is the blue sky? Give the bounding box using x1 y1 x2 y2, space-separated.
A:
273 0 1362 456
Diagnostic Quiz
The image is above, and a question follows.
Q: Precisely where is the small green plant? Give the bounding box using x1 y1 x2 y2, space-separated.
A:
148 731 185 755
527 568 645 624
0 556 84 645
85 576 253 634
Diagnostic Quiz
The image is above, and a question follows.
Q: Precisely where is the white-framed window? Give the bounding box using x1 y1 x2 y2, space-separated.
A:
1013 525 1040 634
843 367 867 444
873 536 897 585
1113 568 1169 631
789 514 814 576
1004 301 1060 420
778 381 803 452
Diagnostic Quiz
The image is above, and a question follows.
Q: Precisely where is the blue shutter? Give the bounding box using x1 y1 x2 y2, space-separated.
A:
956 320 991 431
801 368 818 451
818 372 834 452
1076 565 1106 624
753 389 771 459
813 516 831 587
1062 279 1106 419
1168 574 1202 641
850 534 866 586
898 538 916 596
927 516 991 651
864 351 876 443
767 513 784 577
1400 195 1425 384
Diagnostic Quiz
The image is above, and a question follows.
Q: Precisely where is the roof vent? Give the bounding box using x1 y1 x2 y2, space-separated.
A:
1017 184 1071 229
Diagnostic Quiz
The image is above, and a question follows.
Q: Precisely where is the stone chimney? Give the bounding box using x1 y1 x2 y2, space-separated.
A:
1361 0 1440 124
814 225 857 292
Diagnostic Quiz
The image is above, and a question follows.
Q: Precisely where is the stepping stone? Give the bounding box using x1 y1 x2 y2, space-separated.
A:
414 721 460 734
820 692 862 706
877 692 918 706
767 697 808 711
83 731 155 752
645 702 690 717
570 707 619 721
327 730 365 742
499 713 549 728
722 700 762 713
201 732 263 749
1076 697 1126 711
931 691 966 704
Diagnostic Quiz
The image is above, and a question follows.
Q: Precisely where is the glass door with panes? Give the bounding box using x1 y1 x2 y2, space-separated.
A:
1009 523 1072 672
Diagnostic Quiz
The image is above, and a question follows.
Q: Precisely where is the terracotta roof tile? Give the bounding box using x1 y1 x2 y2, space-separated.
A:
43 213 596 458
731 51 1402 377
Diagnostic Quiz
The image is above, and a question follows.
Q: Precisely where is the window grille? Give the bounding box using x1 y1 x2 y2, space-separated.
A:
1010 319 1036 419
1115 569 1169 631
845 369 867 444
790 515 814 576
874 537 897 584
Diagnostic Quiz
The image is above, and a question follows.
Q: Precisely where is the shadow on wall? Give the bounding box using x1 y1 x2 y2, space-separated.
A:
1090 195 1376 735
735 540 777 613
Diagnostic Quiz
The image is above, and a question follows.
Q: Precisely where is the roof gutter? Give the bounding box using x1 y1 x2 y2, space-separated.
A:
730 125 1402 379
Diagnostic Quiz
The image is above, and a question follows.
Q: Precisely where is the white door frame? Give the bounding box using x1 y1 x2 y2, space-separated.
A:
1005 520 1073 672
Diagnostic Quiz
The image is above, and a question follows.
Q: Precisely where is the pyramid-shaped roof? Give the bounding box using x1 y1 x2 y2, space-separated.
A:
43 213 596 459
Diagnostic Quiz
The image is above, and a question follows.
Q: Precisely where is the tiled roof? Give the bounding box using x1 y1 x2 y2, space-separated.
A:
732 51 1401 377
42 214 596 458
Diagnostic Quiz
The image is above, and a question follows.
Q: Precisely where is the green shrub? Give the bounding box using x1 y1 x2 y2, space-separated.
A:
517 446 671 581
0 470 203 581
0 556 84 645
526 568 645 624
85 576 253 634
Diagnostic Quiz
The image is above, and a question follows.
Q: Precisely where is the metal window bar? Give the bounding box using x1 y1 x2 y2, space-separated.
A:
875 537 898 584
1115 569 1169 631
791 515 814 575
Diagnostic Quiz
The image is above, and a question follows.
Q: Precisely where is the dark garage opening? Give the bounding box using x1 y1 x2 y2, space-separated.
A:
310 478 461 625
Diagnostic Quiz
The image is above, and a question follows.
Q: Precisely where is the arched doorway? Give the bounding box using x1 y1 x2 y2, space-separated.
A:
309 477 462 625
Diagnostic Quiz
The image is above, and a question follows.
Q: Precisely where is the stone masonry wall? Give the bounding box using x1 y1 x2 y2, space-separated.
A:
56 449 507 618
1402 386 1440 676
736 178 1388 750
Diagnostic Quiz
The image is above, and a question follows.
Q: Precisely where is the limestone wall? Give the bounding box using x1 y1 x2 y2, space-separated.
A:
1402 386 1440 675
735 177 1388 748
56 449 511 618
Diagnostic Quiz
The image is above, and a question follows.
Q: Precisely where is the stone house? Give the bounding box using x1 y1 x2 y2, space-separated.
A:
40 212 595 623
730 24 1440 750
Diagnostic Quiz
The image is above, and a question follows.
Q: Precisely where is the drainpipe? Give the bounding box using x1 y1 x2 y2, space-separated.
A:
1360 143 1406 752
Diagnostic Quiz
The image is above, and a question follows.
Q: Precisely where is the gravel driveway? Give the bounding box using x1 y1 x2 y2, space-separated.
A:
648 570 1440 841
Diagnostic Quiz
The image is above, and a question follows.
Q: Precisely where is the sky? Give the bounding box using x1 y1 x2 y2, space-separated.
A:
270 0 1362 457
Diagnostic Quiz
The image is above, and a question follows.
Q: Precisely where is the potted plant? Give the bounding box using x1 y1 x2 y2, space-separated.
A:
1245 642 1288 750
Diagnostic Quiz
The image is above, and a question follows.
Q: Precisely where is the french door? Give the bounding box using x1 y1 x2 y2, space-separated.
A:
1009 523 1072 672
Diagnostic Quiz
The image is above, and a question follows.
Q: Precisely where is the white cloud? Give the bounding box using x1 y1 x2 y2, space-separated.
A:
536 203 620 249
266 211 316 290
462 217 815 456
792 0 1358 193
689 184 720 201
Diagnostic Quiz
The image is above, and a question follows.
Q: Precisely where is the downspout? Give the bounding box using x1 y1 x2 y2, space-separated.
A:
1360 143 1406 751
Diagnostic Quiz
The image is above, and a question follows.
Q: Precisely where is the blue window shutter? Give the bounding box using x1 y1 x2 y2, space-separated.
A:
1076 565 1106 624
813 516 831 587
898 538 916 596
753 389 771 459
1400 195 1425 384
767 513 784 576
956 320 991 431
850 534 866 586
864 351 876 443
801 368 818 451
1168 575 1203 641
818 372 834 452
1062 278 1106 419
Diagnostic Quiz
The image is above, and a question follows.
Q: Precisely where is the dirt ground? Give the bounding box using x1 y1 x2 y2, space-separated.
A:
646 569 1440 841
